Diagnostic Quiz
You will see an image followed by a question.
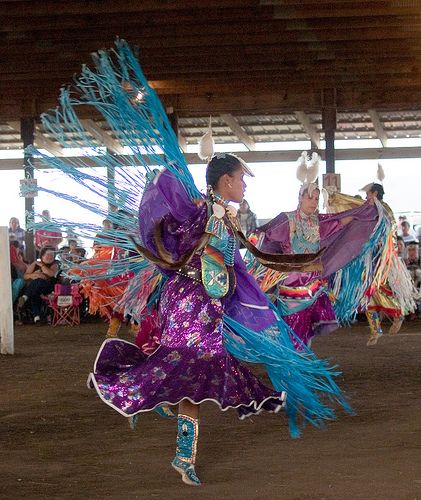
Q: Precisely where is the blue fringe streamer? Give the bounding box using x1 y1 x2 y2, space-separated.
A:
330 202 389 324
223 303 354 438
22 39 201 256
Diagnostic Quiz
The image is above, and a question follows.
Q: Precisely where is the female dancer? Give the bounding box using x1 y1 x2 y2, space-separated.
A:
89 153 352 486
72 240 128 337
32 41 352 487
258 152 385 348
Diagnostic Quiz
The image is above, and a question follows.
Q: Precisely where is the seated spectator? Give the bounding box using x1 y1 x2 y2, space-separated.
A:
74 247 86 262
401 220 418 244
416 226 421 244
9 217 26 251
397 215 406 236
57 241 87 278
10 238 27 276
67 239 81 261
405 243 421 318
57 245 71 271
35 209 63 255
18 246 60 324
397 235 405 259
405 243 421 280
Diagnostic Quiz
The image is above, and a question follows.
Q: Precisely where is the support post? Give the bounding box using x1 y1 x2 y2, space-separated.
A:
0 227 14 355
322 107 337 174
167 107 188 150
21 117 36 262
167 107 179 135
321 88 337 175
107 165 116 213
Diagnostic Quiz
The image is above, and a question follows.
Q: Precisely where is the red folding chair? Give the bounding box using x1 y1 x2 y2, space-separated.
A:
47 284 83 326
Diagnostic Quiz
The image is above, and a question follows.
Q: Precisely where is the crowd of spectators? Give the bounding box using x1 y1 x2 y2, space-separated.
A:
397 217 421 318
8 210 87 325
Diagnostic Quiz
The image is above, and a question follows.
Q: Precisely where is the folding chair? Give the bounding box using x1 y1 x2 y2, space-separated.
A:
47 284 83 326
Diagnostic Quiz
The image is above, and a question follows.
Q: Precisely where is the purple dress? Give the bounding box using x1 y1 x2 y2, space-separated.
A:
259 205 378 347
88 171 285 419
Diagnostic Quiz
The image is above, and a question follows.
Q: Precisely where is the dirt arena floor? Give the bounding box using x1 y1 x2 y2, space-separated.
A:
1 317 420 500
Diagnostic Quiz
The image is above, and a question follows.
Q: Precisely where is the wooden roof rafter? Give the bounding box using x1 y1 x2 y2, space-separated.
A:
1 1 421 122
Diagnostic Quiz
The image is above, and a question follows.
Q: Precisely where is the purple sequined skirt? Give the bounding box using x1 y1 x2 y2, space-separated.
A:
89 274 285 419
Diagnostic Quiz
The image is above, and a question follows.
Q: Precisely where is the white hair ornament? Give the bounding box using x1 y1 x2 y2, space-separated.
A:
199 120 255 177
359 162 385 193
297 151 320 197
377 162 385 183
198 116 215 161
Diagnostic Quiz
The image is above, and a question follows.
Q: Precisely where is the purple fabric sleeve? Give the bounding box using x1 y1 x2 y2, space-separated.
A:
319 203 378 277
258 213 291 253
138 169 206 260
258 202 378 279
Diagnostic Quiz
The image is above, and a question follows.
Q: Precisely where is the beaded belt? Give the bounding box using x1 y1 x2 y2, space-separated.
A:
278 279 325 298
176 265 202 283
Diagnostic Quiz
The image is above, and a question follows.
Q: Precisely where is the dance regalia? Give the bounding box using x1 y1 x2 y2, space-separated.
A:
328 192 416 325
89 169 357 435
71 243 129 321
28 40 353 438
257 200 386 347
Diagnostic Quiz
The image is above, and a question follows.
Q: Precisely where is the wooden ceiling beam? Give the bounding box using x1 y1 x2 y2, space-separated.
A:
2 62 421 85
3 15 421 36
3 85 421 120
5 145 421 171
220 114 256 151
81 119 126 155
284 16 421 30
177 132 187 153
4 50 421 71
243 39 421 53
0 8 270 32
264 0 417 3
271 3 421 19
3 20 289 41
5 121 21 133
4 67 421 98
170 88 421 114
294 111 321 148
5 47 421 70
0 0 257 17
5 37 421 58
34 127 64 156
3 25 421 47
5 72 421 104
368 109 389 147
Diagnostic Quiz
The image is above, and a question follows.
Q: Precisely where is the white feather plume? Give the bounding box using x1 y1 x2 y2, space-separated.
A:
377 163 385 183
306 152 320 184
296 151 308 182
198 116 214 161
321 187 330 211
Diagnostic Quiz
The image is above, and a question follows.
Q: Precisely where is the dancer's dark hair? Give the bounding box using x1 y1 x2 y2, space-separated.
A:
369 183 384 201
205 154 243 189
